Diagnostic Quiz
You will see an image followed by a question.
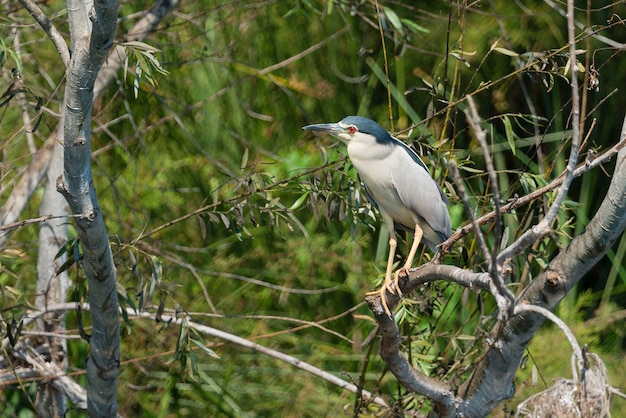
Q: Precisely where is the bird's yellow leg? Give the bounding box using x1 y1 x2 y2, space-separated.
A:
394 224 423 293
366 232 398 316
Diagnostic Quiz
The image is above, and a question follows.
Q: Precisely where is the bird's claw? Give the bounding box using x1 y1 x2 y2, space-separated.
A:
366 271 408 318
365 286 393 317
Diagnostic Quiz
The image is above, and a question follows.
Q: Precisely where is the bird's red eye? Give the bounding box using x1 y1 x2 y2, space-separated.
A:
347 125 358 134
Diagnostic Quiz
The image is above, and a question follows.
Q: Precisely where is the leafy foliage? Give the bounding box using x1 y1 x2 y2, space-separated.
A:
1 0 625 416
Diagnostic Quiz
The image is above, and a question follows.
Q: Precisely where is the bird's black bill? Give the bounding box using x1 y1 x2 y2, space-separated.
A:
302 122 343 134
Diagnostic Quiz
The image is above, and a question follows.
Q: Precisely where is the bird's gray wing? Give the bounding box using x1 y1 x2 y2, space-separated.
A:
390 140 452 243
392 136 449 205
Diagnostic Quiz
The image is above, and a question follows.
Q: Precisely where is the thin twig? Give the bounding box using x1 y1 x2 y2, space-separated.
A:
463 95 514 318
0 213 85 232
464 96 502 257
514 303 583 381
542 0 626 49
373 0 394 131
449 160 491 261
496 0 582 264
4 303 389 408
17 0 70 68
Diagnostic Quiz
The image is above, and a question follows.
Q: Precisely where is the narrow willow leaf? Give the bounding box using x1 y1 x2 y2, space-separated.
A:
493 47 519 57
190 338 220 359
198 214 207 240
503 115 516 156
401 18 429 34
383 7 403 33
220 213 230 229
289 191 309 210
240 147 249 173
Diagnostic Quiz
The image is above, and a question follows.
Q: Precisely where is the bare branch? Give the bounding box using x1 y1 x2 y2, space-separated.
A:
463 96 515 318
17 0 70 68
457 123 626 416
464 95 503 257
3 303 390 409
449 160 491 261
60 1 120 414
366 263 491 317
168 313 390 408
514 303 583 381
1 213 83 232
12 342 87 409
65 0 90 45
377 314 456 417
0 367 40 385
496 0 582 264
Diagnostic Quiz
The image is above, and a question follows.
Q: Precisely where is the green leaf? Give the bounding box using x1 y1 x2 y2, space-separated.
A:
289 191 309 211
401 18 430 34
190 338 220 359
493 47 519 57
383 7 403 33
503 115 516 156
490 41 519 57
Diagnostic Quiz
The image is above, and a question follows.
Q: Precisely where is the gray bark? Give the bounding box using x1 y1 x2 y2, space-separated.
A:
57 1 120 415
35 134 69 417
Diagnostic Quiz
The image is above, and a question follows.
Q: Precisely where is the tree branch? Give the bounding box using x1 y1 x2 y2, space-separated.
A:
464 95 503 258
513 303 583 381
462 96 517 319
449 160 492 261
2 303 390 410
59 1 120 415
457 120 626 416
366 263 491 317
17 0 70 68
496 0 581 264
12 342 87 409
377 314 456 417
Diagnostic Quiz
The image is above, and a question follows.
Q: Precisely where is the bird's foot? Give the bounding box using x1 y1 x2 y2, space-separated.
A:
365 285 393 317
366 276 401 318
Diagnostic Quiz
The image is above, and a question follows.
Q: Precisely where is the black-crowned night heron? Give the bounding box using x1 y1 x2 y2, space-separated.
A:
303 116 451 316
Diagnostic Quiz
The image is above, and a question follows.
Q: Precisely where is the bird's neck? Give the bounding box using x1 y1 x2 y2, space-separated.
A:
347 138 392 162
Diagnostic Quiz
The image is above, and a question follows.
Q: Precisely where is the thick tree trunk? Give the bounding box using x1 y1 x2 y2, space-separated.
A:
59 1 120 415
